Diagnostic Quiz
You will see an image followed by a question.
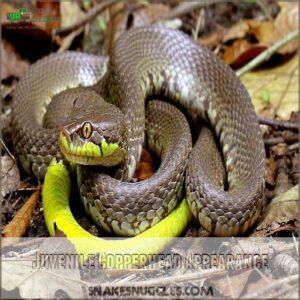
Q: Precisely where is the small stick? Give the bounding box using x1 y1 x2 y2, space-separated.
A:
54 0 121 36
258 116 299 131
157 0 237 22
264 135 298 146
288 142 299 151
256 0 272 20
236 30 299 77
1 138 16 162
16 187 40 192
242 274 298 298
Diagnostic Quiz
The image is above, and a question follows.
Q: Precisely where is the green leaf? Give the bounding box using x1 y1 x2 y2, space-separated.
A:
260 88 270 104
97 16 106 32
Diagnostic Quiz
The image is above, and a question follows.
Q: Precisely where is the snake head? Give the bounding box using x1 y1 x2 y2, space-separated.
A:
59 91 127 167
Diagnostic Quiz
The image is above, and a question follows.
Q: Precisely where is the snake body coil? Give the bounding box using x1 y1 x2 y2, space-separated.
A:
12 25 265 236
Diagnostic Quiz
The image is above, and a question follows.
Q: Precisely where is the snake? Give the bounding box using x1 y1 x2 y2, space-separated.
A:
11 25 265 237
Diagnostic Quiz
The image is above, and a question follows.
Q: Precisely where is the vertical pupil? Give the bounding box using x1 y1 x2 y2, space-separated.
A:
83 123 91 138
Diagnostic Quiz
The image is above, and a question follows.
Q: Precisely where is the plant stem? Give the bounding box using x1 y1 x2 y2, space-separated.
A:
236 30 299 77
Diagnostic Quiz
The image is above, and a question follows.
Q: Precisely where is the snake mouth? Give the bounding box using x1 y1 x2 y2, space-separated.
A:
59 131 125 166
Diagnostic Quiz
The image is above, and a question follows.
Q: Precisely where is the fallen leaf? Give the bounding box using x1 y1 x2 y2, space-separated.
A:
1 2 18 23
247 3 298 55
274 253 298 276
1 155 20 197
266 155 276 187
241 54 298 119
2 238 83 299
57 27 83 52
212 270 252 298
198 26 225 49
242 3 298 55
222 39 266 67
1 40 30 80
134 148 154 181
221 3 298 68
273 2 298 54
222 20 250 43
105 3 170 54
2 190 40 238
243 272 276 297
60 1 84 28
253 185 299 236
35 1 61 32
290 153 299 185
131 3 170 27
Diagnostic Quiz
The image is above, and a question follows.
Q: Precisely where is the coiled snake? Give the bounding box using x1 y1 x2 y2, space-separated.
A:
12 25 265 237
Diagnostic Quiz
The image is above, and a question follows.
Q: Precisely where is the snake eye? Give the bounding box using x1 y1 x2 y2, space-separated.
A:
82 122 92 139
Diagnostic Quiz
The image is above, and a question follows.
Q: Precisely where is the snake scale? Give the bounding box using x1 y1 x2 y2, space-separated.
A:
12 25 265 237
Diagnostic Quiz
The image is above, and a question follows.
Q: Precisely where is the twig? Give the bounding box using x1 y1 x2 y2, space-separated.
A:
256 0 272 21
236 30 299 77
157 0 237 22
258 116 299 131
192 8 205 41
273 67 297 117
1 138 16 162
1 237 45 250
54 0 121 36
264 134 298 146
288 142 299 152
242 274 298 298
97 267 227 287
16 187 40 192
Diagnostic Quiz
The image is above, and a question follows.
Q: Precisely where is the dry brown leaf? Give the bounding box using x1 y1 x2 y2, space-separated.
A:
35 1 61 32
248 19 273 43
2 190 40 238
198 26 225 49
2 238 83 298
105 3 170 53
266 155 276 187
222 20 250 43
1 155 20 197
222 3 298 67
254 185 298 236
60 1 84 29
1 2 17 23
57 27 83 52
134 148 154 181
273 2 298 54
212 269 252 298
140 147 154 165
1 40 30 79
244 273 276 297
54 2 85 48
131 3 170 26
248 3 298 55
222 39 266 67
135 162 154 181
241 54 298 119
